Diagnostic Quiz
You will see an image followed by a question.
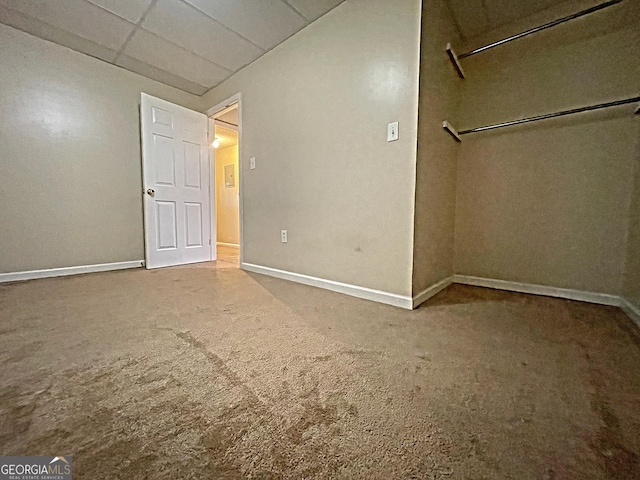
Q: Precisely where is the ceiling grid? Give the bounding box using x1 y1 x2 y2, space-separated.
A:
0 0 345 95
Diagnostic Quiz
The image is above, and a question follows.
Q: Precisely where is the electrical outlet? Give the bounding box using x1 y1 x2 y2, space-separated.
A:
281 230 288 243
387 121 399 142
250 157 256 170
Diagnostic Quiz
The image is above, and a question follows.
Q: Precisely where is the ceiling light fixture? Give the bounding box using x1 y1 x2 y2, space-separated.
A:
212 138 220 149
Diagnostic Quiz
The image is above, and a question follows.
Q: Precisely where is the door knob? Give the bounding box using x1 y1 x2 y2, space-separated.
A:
146 188 155 197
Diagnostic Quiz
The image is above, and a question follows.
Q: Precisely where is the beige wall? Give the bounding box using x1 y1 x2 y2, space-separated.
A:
215 143 240 245
412 0 461 294
201 0 422 296
624 143 640 311
5 0 633 308
0 24 200 273
453 0 640 295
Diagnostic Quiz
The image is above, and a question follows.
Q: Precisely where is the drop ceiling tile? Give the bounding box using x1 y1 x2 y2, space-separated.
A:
122 28 230 89
85 0 153 24
0 0 134 50
143 0 263 71
116 54 208 95
183 0 306 50
284 0 344 21
0 3 118 62
446 0 490 40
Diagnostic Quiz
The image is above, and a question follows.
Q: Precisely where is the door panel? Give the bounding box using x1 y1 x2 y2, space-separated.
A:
184 142 202 188
141 93 211 269
153 134 176 186
185 202 203 247
156 201 177 250
152 106 173 127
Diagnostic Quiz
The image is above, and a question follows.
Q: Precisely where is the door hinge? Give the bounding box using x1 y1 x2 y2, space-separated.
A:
209 238 211 245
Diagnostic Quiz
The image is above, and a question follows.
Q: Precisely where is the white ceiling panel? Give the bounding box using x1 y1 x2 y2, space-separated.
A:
0 0 347 95
122 28 230 88
0 0 134 50
184 0 306 50
86 0 152 23
0 3 118 62
285 0 343 21
143 0 263 71
116 54 208 95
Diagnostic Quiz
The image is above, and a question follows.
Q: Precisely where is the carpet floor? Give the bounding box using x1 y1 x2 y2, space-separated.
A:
1 263 639 479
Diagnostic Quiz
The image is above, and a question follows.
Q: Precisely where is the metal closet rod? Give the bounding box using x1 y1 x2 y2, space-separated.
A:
446 0 623 78
443 96 640 142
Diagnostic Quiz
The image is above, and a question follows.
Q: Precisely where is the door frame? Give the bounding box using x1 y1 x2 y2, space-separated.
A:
207 93 243 264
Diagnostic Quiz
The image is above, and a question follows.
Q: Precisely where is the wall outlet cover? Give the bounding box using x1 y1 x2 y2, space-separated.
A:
387 122 399 142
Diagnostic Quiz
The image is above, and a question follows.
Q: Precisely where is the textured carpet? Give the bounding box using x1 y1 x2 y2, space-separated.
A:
1 263 639 479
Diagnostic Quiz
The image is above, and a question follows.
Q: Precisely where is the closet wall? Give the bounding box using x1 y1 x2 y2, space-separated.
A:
412 0 461 296
453 0 640 295
624 146 640 312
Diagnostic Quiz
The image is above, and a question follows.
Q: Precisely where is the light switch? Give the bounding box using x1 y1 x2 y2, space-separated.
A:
387 122 399 142
250 157 256 170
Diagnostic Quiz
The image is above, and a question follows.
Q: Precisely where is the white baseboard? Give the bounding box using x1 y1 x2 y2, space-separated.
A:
0 260 145 283
453 275 621 306
241 262 413 309
413 276 453 308
216 242 239 248
620 298 640 328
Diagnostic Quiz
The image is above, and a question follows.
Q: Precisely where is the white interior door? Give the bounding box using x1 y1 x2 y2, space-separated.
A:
140 93 212 269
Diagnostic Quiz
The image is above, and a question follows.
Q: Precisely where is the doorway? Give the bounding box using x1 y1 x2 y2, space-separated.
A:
209 98 241 269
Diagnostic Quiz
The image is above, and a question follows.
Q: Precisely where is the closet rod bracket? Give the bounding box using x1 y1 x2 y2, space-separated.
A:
442 121 462 142
446 43 465 78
